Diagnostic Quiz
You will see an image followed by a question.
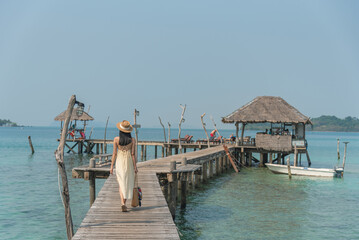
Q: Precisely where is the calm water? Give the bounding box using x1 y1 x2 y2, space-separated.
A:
0 127 358 239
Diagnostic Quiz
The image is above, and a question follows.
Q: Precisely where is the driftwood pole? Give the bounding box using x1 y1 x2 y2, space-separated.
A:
210 116 223 144
167 122 171 144
54 95 76 239
28 136 35 154
200 113 210 148
158 116 167 143
178 104 186 154
103 116 110 153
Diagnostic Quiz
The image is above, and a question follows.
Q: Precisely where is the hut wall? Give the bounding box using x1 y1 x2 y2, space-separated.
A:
256 133 292 152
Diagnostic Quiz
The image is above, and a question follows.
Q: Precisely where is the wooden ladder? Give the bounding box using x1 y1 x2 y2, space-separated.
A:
223 145 240 173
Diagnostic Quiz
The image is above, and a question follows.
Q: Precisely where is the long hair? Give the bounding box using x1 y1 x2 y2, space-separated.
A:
119 130 132 146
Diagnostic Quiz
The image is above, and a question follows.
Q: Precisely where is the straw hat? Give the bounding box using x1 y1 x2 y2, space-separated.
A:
116 120 133 133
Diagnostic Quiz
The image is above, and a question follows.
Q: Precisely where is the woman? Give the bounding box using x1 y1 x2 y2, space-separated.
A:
110 120 138 212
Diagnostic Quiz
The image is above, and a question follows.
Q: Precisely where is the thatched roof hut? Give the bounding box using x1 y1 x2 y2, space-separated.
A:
54 108 94 121
222 96 312 125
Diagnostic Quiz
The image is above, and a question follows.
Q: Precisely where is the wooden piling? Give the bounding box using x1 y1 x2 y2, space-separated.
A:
269 153 273 164
294 145 298 167
202 161 208 182
28 136 35 154
287 157 292 179
219 156 224 174
260 153 264 167
277 153 282 165
144 146 147 161
209 159 213 178
180 172 187 209
215 156 220 175
241 151 246 166
155 146 158 159
141 145 144 161
168 161 177 219
248 152 252 167
162 146 164 158
89 158 96 206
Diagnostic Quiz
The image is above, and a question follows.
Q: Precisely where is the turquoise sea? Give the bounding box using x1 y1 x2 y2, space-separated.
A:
0 127 358 239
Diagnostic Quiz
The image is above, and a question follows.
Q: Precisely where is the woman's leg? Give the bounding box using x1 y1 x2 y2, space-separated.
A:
119 187 126 205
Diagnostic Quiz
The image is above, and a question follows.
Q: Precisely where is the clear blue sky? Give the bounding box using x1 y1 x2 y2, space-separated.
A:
1 0 359 128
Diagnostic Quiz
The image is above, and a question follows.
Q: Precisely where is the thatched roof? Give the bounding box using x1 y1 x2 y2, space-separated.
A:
54 108 94 121
222 96 312 125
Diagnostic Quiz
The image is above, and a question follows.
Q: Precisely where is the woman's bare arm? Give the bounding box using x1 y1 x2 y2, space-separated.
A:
132 138 138 173
110 137 118 174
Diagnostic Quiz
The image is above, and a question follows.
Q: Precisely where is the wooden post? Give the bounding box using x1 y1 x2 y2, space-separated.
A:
287 157 292 179
263 153 268 163
260 153 264 167
240 123 246 145
184 147 187 153
144 146 147 161
103 115 110 154
306 150 312 167
294 145 298 167
168 161 177 219
215 156 220 175
100 143 103 154
219 156 223 174
235 122 239 146
269 153 273 164
54 95 76 239
162 146 164 158
28 136 35 154
155 146 158 159
195 172 200 187
202 161 208 182
180 172 187 209
248 152 252 167
96 143 99 154
241 151 246 166
181 157 187 166
209 158 213 178
175 148 178 155
277 153 282 165
89 158 96 206
141 145 144 161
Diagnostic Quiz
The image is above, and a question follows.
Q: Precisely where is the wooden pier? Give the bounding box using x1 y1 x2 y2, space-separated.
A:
72 145 236 239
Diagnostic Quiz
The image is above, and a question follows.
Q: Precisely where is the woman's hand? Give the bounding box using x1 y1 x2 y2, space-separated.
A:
110 167 113 175
134 166 138 174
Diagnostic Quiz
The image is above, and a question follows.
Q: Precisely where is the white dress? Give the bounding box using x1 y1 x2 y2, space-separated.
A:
115 139 135 199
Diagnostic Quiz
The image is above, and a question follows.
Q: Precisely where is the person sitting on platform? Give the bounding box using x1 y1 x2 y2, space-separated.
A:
210 129 217 141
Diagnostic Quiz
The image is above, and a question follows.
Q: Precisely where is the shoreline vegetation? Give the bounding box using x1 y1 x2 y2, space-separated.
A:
239 115 359 132
0 119 18 127
2 115 359 132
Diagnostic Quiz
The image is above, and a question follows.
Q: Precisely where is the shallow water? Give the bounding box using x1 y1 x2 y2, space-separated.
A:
0 127 358 239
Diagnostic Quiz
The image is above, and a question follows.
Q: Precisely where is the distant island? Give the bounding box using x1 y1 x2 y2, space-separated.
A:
0 119 18 127
310 115 359 132
245 115 359 132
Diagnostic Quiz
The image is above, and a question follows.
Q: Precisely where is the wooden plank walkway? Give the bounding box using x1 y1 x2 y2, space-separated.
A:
73 172 179 239
73 145 233 239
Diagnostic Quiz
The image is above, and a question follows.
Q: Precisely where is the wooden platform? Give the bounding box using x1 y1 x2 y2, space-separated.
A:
72 145 233 239
72 173 179 240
